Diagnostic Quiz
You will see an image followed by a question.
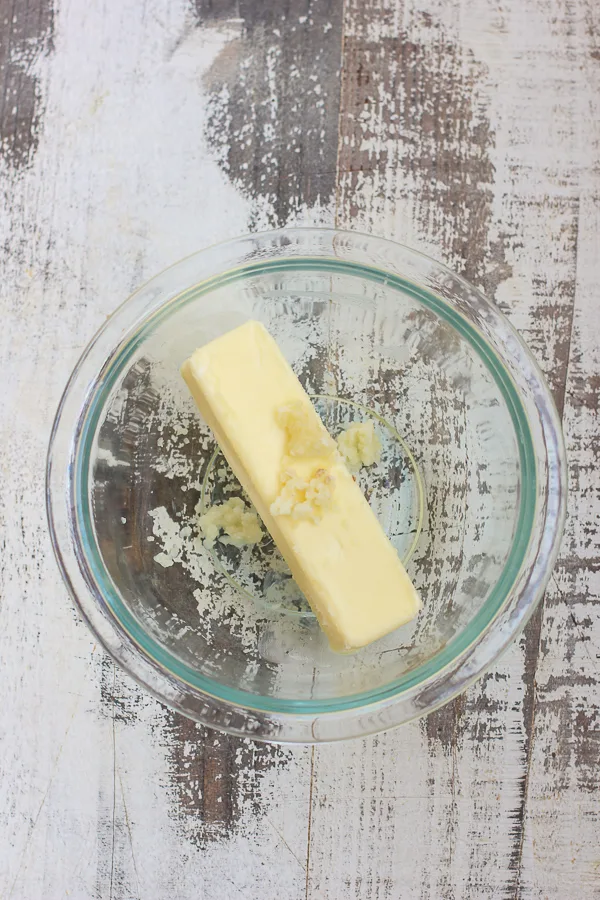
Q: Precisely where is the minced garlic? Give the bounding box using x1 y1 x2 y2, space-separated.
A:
336 420 381 472
270 467 335 523
198 497 263 548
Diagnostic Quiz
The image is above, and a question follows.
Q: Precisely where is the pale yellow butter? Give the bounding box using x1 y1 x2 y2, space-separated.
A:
181 320 420 652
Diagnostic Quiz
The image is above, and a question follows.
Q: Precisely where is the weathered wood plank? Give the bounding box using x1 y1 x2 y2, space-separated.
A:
519 5 600 880
306 2 589 898
520 196 600 898
0 0 336 896
0 0 53 169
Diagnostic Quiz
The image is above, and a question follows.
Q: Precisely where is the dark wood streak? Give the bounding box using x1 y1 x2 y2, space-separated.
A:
197 0 345 227
0 0 53 169
165 713 289 847
337 6 499 287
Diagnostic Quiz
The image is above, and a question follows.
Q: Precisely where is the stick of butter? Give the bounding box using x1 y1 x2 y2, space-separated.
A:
181 320 420 652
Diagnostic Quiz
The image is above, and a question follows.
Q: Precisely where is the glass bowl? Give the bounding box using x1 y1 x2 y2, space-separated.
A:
46 229 566 742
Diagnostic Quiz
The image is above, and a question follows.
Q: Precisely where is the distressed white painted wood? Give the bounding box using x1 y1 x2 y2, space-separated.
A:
307 4 597 899
0 0 598 898
0 3 312 898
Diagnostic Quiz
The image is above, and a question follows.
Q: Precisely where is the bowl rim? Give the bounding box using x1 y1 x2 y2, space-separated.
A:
46 226 567 742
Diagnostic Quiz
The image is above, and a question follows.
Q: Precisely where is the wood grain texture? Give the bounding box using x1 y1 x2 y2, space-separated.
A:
0 0 53 168
520 5 600 887
308 2 593 898
198 0 344 227
0 2 313 898
0 0 598 897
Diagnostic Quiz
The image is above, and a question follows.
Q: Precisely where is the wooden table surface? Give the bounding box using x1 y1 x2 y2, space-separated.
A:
1 1 598 897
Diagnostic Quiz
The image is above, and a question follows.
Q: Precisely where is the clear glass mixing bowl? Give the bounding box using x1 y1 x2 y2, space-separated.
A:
47 229 566 742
